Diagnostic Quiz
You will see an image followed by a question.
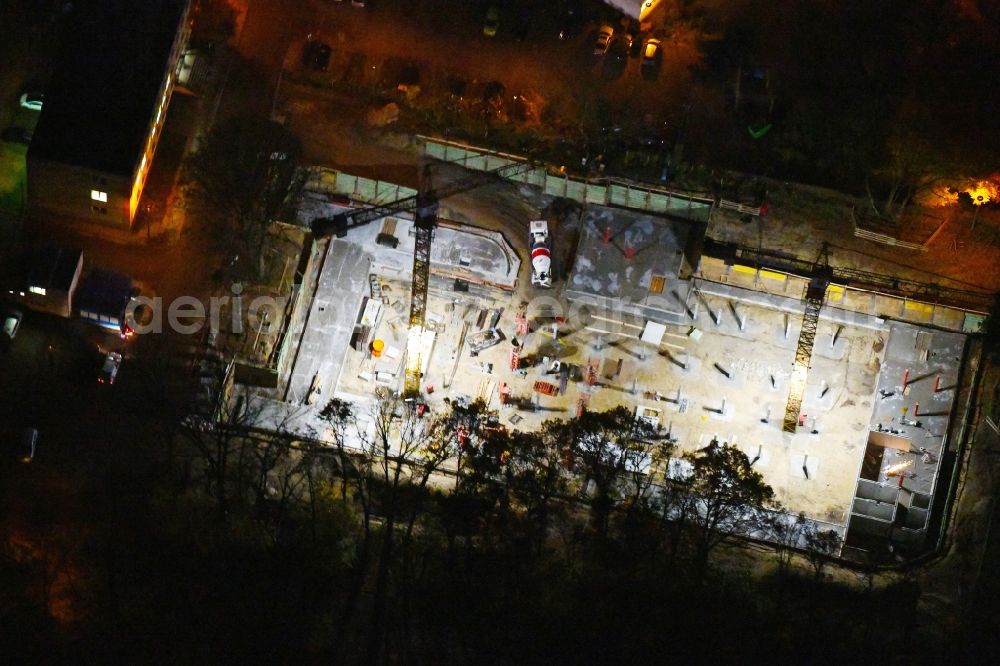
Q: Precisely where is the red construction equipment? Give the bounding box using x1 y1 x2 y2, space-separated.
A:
586 358 599 386
533 381 558 396
515 303 530 336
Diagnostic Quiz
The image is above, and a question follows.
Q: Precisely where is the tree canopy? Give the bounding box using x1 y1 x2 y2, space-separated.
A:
682 440 777 567
182 116 302 280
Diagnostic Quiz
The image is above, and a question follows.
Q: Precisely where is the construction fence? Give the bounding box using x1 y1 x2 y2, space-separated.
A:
304 168 418 206
699 256 985 333
419 136 716 223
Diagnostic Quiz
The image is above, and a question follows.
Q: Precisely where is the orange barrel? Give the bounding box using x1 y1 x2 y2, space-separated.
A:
371 339 385 358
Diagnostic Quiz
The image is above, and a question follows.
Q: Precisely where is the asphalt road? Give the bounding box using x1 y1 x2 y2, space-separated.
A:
0 301 205 456
0 0 298 489
214 0 307 123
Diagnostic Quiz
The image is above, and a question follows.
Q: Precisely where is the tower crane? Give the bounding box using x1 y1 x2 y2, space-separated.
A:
311 158 535 397
782 243 832 432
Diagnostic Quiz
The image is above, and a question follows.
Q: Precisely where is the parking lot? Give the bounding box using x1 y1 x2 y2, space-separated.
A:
0 308 124 464
278 0 705 173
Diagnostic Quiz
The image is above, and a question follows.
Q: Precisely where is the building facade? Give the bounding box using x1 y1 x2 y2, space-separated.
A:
15 246 84 319
26 0 192 229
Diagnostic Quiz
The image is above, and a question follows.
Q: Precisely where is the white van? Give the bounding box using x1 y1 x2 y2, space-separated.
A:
3 309 22 339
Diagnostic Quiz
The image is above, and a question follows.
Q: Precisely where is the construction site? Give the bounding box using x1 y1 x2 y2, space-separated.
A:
237 137 985 555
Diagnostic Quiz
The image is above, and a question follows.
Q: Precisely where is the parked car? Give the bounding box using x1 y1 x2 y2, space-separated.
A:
1 126 32 144
628 31 642 57
302 41 331 71
641 38 662 77
557 6 582 40
18 428 38 464
512 13 530 41
593 25 614 55
19 92 44 111
609 35 629 62
483 6 499 37
98 352 123 385
2 309 21 339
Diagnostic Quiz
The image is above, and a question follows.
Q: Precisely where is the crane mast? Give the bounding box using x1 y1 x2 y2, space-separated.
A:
782 243 832 432
309 157 536 398
403 191 438 396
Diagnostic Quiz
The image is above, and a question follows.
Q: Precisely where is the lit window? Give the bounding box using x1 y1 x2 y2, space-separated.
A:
91 190 108 202
29 286 46 296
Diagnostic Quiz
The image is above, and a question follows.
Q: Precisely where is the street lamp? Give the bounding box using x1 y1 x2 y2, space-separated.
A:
972 194 985 231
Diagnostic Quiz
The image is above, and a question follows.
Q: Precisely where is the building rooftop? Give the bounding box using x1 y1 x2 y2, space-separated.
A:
285 239 372 406
28 0 187 175
566 207 695 323
25 246 82 292
296 191 521 290
76 269 133 316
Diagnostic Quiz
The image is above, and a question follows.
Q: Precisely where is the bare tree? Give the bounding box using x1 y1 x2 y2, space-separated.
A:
655 470 696 563
447 399 496 492
623 437 675 519
322 390 453 664
133 334 200 466
803 524 843 581
769 511 807 576
681 441 777 574
559 406 656 537
182 116 302 281
509 422 572 556
866 102 936 220
317 398 358 502
190 0 237 45
224 431 321 547
178 386 300 515
867 97 995 222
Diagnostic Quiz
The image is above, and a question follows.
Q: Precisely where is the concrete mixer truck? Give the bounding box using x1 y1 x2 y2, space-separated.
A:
529 220 552 288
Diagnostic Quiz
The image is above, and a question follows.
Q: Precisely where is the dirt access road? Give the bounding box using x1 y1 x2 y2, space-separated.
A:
274 0 1000 299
